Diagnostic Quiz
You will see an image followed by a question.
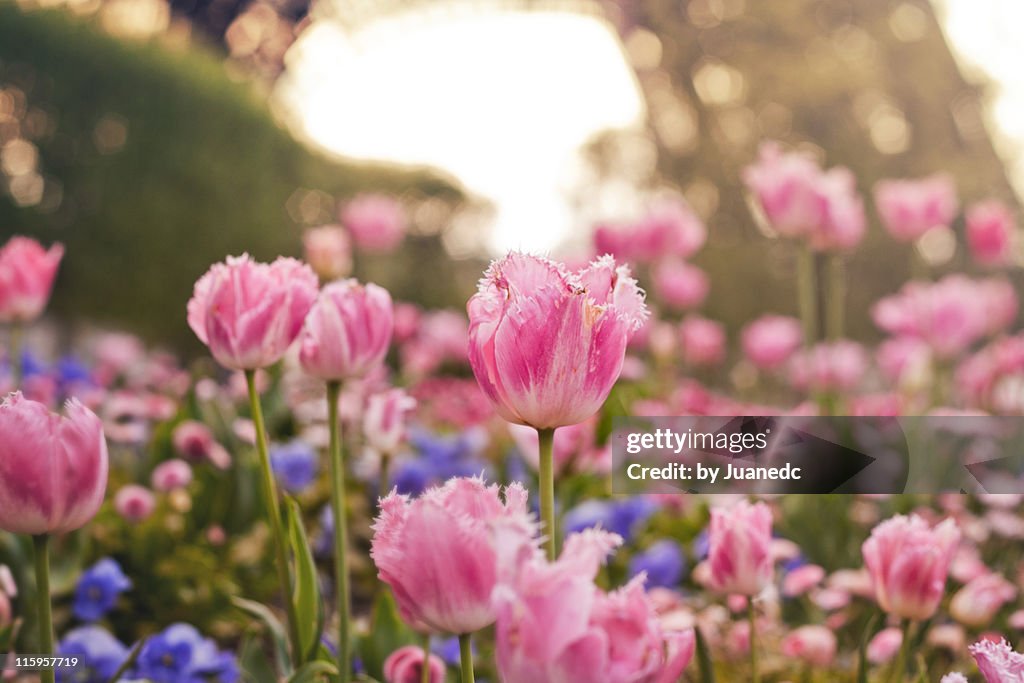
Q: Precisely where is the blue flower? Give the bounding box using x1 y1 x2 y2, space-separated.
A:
628 540 686 588
563 500 615 537
562 497 657 542
391 459 432 496
607 497 656 540
57 626 128 683
57 355 93 387
270 440 319 493
73 558 132 622
389 429 492 496
136 623 238 683
434 635 474 667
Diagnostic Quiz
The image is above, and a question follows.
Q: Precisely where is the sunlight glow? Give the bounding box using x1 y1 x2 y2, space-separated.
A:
275 8 645 254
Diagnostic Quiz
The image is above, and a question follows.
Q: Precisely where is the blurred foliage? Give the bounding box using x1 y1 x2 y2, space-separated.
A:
0 3 465 350
582 0 1023 340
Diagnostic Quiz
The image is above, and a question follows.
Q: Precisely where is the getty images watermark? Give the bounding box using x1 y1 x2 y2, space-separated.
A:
611 415 1024 495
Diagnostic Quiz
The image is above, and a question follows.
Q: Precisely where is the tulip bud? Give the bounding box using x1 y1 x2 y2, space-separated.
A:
0 392 107 535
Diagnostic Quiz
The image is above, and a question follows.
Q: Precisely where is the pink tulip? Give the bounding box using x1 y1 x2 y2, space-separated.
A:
593 199 706 264
861 514 960 620
967 199 1015 266
940 673 968 683
172 420 230 469
299 279 393 381
0 392 107 535
789 341 868 394
363 388 416 456
876 336 931 387
742 315 802 370
467 253 647 430
743 142 828 239
707 500 773 596
872 276 1008 359
951 573 1018 628
970 638 1024 682
114 484 156 523
780 626 837 667
782 564 825 597
652 258 709 311
383 645 445 683
0 237 63 323
187 255 319 370
809 166 866 252
151 459 193 492
929 624 966 653
341 194 407 253
874 174 958 242
303 225 352 280
679 316 726 366
494 529 695 683
371 476 535 634
867 627 903 665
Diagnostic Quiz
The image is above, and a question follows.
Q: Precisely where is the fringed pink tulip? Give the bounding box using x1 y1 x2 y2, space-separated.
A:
383 645 445 683
780 626 837 667
741 315 803 371
0 392 107 535
0 237 63 323
873 174 958 242
467 253 647 430
370 476 535 634
187 255 318 370
494 529 695 683
707 500 773 596
299 279 393 381
967 199 1016 267
970 638 1024 682
341 194 407 253
861 514 960 621
303 225 352 280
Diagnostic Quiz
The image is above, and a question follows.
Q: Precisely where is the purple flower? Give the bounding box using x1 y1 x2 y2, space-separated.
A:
57 626 128 683
270 440 319 493
136 623 238 683
628 540 686 588
73 558 131 622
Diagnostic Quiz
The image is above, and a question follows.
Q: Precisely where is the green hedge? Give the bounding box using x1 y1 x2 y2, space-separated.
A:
0 3 464 350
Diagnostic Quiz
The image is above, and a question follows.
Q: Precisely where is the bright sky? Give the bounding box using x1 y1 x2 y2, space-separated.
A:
274 8 644 254
937 0 1024 196
275 1 1024 255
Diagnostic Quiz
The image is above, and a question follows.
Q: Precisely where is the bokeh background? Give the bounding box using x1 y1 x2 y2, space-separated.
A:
1 0 1022 347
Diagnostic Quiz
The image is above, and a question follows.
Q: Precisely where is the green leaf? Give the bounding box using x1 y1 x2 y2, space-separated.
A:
856 614 879 683
239 635 280 683
694 626 716 683
286 496 325 666
104 637 146 683
288 660 338 683
232 596 293 677
357 590 417 682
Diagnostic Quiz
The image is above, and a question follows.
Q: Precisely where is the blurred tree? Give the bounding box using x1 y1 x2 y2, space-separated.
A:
587 0 1021 339
0 3 464 350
